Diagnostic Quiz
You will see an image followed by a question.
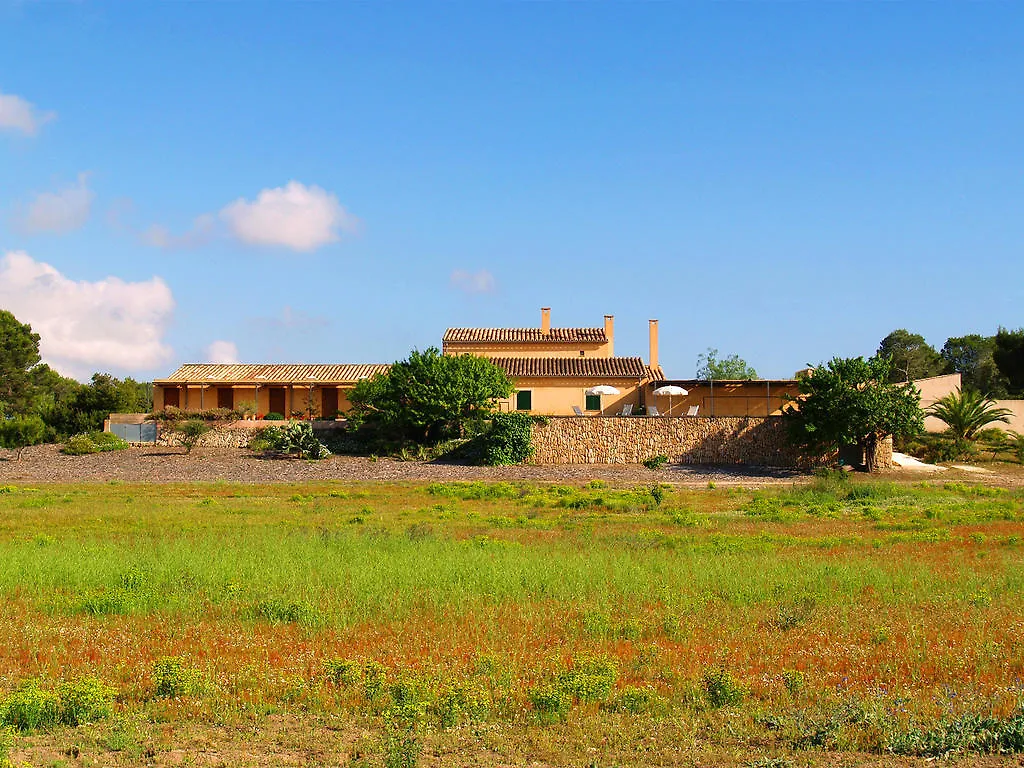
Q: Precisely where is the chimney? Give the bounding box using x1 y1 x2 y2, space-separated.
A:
604 315 614 356
541 307 551 335
649 319 659 370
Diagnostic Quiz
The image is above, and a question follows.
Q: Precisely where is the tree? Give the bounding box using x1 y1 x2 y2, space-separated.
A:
940 334 1009 397
0 310 42 417
175 420 211 454
0 415 47 460
785 356 924 471
926 388 1012 444
43 373 152 438
696 348 757 380
349 347 514 444
876 329 944 383
993 327 1024 395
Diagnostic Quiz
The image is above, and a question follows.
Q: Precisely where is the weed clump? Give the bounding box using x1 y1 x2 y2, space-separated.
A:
703 668 745 708
0 677 115 732
252 598 323 627
153 657 203 698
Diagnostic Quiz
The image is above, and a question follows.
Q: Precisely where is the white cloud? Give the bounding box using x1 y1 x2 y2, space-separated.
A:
450 269 496 295
0 251 175 379
0 91 55 136
204 340 239 364
15 173 94 234
219 181 358 252
141 214 215 249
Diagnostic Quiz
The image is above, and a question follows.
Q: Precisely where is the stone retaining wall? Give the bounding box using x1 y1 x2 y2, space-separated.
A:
529 416 810 467
156 421 346 449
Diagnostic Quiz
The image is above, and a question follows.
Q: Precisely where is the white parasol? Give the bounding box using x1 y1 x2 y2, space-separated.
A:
653 385 688 416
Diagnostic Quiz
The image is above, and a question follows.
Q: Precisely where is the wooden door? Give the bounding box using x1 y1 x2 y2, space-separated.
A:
217 387 233 410
163 388 180 408
268 388 286 416
322 388 339 419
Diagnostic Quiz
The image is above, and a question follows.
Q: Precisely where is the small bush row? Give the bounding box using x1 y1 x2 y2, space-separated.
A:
61 431 130 455
1 677 115 732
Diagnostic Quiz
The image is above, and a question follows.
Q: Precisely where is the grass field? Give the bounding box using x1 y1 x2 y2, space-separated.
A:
1 474 1023 766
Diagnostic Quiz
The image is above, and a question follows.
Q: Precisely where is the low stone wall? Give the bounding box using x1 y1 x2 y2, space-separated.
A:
529 416 809 467
156 420 346 449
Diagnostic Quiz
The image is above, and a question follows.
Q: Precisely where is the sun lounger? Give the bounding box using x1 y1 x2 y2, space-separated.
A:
646 405 661 416
686 405 699 417
572 406 585 416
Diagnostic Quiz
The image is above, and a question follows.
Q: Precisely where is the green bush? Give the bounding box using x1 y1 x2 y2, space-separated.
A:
480 413 536 465
153 657 203 698
253 597 323 626
643 454 669 470
1 680 60 731
61 434 99 455
61 431 129 456
256 422 330 460
528 683 570 724
556 655 618 704
0 677 114 732
176 420 211 454
57 677 116 726
264 412 285 421
703 668 745 708
0 415 46 460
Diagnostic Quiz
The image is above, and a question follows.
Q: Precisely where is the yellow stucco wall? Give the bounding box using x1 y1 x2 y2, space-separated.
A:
499 377 645 416
155 384 353 418
645 382 800 417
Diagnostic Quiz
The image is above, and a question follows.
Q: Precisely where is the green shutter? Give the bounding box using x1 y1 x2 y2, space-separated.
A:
585 394 601 411
516 390 532 411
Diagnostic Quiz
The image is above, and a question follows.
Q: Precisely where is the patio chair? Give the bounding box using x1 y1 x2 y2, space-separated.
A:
686 405 699 417
572 405 585 416
617 403 633 417
647 405 661 416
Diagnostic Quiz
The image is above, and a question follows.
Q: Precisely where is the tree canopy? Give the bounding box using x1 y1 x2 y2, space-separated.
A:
876 329 945 383
696 348 757 380
785 356 924 469
993 327 1024 395
940 334 1009 397
0 310 42 417
349 347 514 444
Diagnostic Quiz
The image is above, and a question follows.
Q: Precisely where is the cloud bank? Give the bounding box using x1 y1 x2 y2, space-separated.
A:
0 91 55 136
0 251 175 379
14 173 94 234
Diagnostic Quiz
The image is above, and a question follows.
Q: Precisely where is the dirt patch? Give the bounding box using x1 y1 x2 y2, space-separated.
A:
0 444 810 487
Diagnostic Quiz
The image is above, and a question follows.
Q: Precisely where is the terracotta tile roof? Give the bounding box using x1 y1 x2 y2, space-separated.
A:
154 363 390 384
443 327 607 344
489 357 663 379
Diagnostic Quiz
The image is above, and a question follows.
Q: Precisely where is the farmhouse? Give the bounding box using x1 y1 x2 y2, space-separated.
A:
443 308 664 416
152 308 665 418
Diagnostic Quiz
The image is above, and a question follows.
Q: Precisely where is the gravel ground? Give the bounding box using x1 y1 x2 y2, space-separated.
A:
0 444 811 487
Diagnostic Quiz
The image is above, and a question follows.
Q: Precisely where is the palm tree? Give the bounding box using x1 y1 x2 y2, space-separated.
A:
927 388 1012 443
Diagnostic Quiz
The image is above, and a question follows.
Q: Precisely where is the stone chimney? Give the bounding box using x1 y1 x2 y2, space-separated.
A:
604 315 614 356
541 307 551 335
649 319 659 369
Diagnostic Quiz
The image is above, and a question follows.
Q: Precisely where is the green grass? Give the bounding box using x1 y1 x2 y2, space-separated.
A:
0 477 1023 764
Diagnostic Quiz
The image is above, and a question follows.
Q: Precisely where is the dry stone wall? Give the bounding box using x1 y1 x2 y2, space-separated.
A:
156 420 345 449
530 416 810 467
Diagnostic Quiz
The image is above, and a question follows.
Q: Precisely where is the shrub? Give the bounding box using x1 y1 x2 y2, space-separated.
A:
175 420 211 454
324 658 363 687
264 412 285 421
61 434 99 456
256 422 331 460
253 597 322 626
480 413 536 466
153 657 203 698
528 683 570 724
703 668 745 708
61 431 129 456
643 454 669 470
57 677 116 726
556 655 618 704
1 680 60 731
603 686 662 715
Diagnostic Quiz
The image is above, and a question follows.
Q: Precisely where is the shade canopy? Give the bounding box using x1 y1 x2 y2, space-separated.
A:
585 385 621 396
653 385 688 397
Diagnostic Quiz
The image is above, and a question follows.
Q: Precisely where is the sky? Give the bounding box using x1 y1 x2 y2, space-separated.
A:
1 2 1022 381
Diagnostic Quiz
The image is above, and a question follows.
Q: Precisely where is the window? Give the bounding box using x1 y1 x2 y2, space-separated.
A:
585 394 601 411
516 390 532 411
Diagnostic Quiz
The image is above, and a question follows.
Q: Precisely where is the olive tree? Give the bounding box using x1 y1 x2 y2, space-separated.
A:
785 356 924 471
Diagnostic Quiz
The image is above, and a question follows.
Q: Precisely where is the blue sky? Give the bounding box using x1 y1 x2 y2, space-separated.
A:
1 2 1021 380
